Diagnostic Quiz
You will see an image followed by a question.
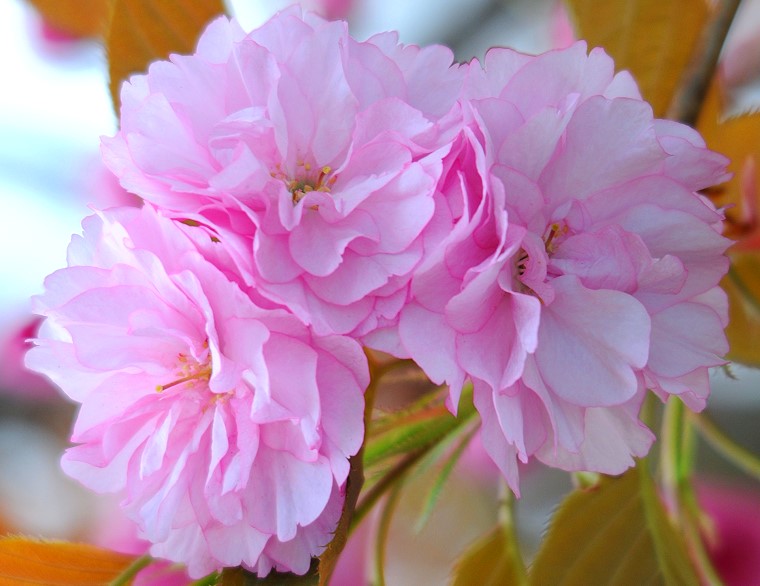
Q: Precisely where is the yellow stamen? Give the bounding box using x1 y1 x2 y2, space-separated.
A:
156 365 211 392
544 223 561 252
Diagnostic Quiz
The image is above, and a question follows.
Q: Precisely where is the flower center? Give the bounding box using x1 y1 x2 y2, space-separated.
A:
515 221 568 276
155 343 211 393
271 161 337 204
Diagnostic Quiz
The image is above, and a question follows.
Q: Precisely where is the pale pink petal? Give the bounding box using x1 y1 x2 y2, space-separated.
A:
541 97 665 206
536 276 650 406
472 384 522 495
537 398 654 474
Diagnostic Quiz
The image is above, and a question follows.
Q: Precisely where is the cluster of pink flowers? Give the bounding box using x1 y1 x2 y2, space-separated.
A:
27 6 730 578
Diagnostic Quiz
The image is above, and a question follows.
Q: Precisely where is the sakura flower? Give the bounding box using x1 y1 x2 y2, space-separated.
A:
398 43 731 491
26 205 368 578
102 8 464 338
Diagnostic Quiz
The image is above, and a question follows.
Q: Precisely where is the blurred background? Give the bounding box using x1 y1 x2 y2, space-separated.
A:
2 0 760 583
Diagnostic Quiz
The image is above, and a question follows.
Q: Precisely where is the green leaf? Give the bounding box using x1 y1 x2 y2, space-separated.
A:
367 383 449 437
364 385 476 470
107 0 226 111
564 0 710 116
373 481 405 586
352 385 478 537
450 525 526 586
414 425 478 532
529 463 700 585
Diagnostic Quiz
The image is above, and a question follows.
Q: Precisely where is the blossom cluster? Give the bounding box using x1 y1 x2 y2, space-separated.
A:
27 7 730 578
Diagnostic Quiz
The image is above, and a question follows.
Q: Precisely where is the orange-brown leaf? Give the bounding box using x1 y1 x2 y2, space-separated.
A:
26 0 110 39
723 255 760 366
698 82 760 237
107 0 226 112
565 0 710 116
0 536 138 585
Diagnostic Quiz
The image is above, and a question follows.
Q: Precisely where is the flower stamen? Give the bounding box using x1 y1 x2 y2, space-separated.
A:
155 346 212 392
543 221 568 254
155 366 212 392
272 161 336 205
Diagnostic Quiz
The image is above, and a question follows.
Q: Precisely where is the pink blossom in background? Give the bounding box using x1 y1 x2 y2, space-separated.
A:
0 317 58 399
329 515 370 586
719 0 760 109
398 43 731 492
549 1 575 49
312 0 354 21
0 157 136 401
102 8 465 339
699 482 760 586
26 205 368 578
88 495 191 586
39 22 78 43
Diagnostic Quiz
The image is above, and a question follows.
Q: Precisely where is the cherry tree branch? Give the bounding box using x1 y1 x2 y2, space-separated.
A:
667 0 743 125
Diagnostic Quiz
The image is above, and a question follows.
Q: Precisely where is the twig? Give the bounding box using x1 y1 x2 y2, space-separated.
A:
497 481 528 586
692 411 760 482
108 554 152 586
666 0 743 125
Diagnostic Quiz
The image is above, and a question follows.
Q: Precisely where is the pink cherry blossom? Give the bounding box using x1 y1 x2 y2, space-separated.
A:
102 8 465 339
26 204 368 578
398 43 731 492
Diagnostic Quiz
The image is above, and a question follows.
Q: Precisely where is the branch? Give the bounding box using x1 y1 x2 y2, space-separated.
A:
666 0 742 125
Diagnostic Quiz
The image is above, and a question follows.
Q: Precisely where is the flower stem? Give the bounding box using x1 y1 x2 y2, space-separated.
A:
373 481 404 586
692 411 760 482
661 398 724 585
350 448 426 535
681 488 725 586
108 554 152 586
497 482 527 586
190 573 221 586
660 397 686 514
